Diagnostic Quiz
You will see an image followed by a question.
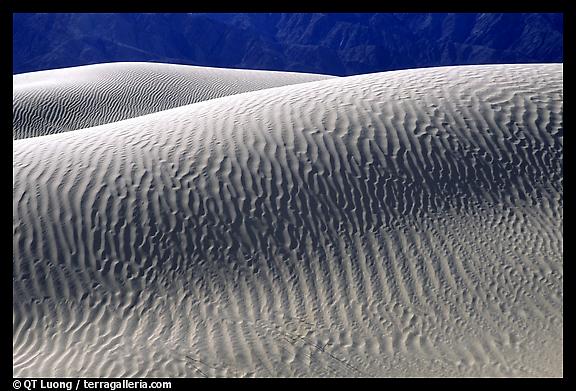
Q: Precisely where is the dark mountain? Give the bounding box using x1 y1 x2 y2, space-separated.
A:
13 13 563 75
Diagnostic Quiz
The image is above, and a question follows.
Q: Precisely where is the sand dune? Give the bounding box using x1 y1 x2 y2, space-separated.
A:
13 62 335 140
13 64 562 377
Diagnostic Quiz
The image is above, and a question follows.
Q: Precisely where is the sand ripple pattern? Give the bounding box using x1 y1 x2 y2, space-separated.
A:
13 64 562 377
13 62 334 140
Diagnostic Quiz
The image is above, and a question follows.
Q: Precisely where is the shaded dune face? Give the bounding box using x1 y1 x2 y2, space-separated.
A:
13 62 335 140
13 64 562 377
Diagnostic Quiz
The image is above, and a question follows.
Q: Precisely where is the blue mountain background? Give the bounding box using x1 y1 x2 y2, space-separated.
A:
13 13 563 75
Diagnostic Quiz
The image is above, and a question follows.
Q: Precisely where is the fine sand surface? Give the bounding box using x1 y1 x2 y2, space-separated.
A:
13 63 562 377
13 62 335 140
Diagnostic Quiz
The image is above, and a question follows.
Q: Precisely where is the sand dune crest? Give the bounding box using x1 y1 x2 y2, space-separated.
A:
13 62 335 140
13 63 562 377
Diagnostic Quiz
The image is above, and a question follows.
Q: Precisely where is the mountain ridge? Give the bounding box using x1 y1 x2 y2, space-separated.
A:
13 13 563 75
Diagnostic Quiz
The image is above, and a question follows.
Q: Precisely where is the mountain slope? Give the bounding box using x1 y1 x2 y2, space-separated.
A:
13 13 563 76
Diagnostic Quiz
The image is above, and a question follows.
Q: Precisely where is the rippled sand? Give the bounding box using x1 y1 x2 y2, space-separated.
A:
13 63 563 377
13 62 335 139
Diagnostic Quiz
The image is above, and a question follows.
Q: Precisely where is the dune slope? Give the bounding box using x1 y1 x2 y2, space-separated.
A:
13 64 562 377
13 62 335 140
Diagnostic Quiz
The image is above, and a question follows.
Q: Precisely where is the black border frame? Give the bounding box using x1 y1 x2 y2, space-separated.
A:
5 1 570 386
